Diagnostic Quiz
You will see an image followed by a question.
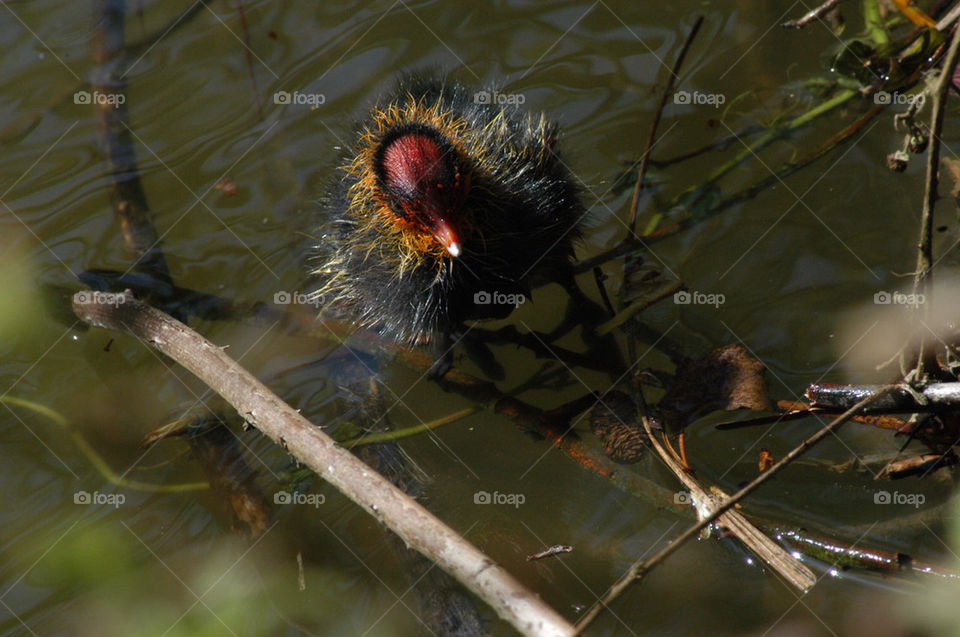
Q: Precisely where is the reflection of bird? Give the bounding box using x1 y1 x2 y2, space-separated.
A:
311 75 588 369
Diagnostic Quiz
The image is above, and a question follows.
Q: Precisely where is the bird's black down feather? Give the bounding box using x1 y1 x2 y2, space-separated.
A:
311 75 586 345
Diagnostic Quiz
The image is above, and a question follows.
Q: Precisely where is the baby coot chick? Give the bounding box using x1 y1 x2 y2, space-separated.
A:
312 75 591 373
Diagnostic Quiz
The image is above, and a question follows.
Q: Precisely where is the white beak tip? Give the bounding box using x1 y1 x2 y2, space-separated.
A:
447 242 461 257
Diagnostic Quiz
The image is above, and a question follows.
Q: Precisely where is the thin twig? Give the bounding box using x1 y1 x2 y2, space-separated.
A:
647 88 857 235
707 103 883 217
936 2 960 31
643 124 765 168
573 384 896 634
341 407 475 448
910 25 960 379
234 0 265 120
577 85 872 274
781 0 843 28
627 16 704 234
592 266 616 316
93 0 175 291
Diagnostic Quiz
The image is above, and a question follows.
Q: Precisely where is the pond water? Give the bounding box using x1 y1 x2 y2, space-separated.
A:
2 1 959 635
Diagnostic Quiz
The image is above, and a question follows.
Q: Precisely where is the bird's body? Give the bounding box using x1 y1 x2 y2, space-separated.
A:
311 76 585 348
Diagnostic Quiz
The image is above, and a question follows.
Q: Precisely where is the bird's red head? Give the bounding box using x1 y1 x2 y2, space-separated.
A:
374 126 470 258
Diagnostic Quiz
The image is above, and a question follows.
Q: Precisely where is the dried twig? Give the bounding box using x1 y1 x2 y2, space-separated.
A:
72 291 575 637
909 25 960 379
573 385 896 634
592 266 616 317
627 16 704 234
233 0 265 120
781 0 843 29
937 3 960 31
638 419 815 592
527 545 574 562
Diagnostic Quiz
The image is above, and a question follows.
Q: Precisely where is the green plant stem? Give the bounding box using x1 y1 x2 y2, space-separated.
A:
341 407 475 447
642 88 857 236
863 0 891 46
1 396 208 493
681 88 857 201
596 281 683 335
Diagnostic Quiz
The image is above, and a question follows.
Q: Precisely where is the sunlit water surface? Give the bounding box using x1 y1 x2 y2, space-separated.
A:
1 2 957 635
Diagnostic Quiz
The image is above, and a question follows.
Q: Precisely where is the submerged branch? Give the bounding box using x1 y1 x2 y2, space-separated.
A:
1 395 207 493
93 0 175 297
341 407 475 448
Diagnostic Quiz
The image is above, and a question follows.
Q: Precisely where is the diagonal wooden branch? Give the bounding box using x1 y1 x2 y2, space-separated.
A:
72 291 574 637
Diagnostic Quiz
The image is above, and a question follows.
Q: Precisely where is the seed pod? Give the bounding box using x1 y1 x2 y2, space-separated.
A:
589 391 647 463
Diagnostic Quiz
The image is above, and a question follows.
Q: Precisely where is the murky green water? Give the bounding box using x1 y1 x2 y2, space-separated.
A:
2 1 959 635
